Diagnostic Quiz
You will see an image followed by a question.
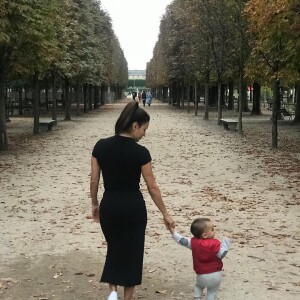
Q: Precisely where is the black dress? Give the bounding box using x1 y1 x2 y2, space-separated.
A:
92 135 151 287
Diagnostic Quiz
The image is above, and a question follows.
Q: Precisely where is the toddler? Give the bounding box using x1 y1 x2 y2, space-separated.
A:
170 218 231 300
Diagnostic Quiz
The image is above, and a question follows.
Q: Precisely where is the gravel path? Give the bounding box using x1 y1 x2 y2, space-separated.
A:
0 99 299 299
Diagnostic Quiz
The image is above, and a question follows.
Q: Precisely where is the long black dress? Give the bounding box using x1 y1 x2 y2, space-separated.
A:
92 135 151 287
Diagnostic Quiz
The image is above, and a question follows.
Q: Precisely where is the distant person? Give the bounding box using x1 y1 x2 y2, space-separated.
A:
132 91 137 101
146 91 152 106
170 218 231 300
142 90 146 107
138 91 142 102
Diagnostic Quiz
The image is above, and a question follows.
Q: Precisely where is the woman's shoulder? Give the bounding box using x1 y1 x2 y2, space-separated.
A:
92 136 115 152
135 142 150 153
95 136 115 145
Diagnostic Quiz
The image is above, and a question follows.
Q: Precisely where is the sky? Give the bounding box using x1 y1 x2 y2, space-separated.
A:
100 0 173 70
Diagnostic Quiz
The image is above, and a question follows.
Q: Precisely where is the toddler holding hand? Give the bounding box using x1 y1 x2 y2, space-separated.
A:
170 218 231 300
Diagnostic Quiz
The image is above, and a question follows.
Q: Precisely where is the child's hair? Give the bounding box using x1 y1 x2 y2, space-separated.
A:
190 218 211 238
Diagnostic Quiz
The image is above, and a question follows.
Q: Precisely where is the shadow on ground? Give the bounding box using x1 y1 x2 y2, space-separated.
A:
0 251 189 300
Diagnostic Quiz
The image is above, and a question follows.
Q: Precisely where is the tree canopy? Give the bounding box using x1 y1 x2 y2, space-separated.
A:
0 0 128 150
147 0 299 89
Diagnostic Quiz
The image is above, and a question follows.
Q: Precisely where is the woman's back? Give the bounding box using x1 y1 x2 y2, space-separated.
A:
92 135 151 192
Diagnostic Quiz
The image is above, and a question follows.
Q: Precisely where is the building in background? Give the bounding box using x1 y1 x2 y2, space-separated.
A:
128 70 146 90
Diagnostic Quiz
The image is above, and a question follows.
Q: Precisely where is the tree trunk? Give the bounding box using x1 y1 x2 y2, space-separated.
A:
99 85 103 104
292 84 300 123
19 85 23 115
210 86 218 106
157 87 160 100
101 85 107 105
251 82 262 115
238 71 243 134
24 84 28 103
177 81 180 108
94 85 99 109
243 81 250 112
228 80 234 110
194 81 198 116
44 78 49 111
5 83 10 122
217 77 222 125
187 84 190 113
162 86 167 102
204 79 209 120
0 70 8 150
51 72 57 123
75 84 80 116
181 83 185 109
271 79 280 148
83 83 88 113
221 84 226 106
88 84 93 110
170 83 174 106
33 72 40 135
64 78 71 120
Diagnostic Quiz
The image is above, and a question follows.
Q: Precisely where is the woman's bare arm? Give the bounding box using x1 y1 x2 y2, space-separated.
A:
90 157 101 222
141 162 174 229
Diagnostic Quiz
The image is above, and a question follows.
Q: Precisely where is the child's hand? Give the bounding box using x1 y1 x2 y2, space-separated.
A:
169 225 175 234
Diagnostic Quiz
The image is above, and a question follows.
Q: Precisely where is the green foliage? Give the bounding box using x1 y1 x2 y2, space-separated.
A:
0 0 128 85
147 0 298 89
245 0 300 84
147 0 247 87
0 0 128 150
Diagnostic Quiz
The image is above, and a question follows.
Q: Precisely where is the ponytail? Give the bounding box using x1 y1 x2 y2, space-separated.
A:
115 102 150 135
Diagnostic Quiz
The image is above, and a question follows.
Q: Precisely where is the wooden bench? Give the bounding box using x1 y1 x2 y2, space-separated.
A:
220 119 238 131
39 119 56 132
6 99 33 115
278 108 294 120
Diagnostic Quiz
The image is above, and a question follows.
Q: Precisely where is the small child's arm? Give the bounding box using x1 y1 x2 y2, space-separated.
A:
217 238 231 259
172 231 192 250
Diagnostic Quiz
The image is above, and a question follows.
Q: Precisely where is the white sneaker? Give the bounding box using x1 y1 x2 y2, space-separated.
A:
107 290 118 300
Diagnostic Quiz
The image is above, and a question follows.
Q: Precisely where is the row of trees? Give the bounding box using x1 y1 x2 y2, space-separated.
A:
146 0 300 148
0 0 128 150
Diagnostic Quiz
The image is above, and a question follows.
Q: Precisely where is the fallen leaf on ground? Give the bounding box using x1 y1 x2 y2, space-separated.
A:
155 290 167 294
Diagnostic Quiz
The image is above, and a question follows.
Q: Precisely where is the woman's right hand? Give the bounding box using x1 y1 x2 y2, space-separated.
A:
92 204 100 223
163 213 175 231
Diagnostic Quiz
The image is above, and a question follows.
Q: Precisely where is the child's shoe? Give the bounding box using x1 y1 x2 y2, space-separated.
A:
107 290 118 300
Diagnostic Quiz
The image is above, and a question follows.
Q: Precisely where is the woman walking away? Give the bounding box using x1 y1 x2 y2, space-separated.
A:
142 90 146 107
146 90 152 106
90 102 175 300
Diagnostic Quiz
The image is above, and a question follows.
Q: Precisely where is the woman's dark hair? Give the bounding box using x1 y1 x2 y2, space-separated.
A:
190 218 210 238
115 102 150 135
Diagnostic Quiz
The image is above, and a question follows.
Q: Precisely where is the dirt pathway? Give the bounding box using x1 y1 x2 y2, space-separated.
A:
0 100 299 299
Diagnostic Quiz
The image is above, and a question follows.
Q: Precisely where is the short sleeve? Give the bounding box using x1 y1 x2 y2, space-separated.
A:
138 146 151 166
92 140 102 159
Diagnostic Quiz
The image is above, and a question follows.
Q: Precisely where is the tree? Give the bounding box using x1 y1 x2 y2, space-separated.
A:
0 0 128 150
0 0 60 146
245 0 300 147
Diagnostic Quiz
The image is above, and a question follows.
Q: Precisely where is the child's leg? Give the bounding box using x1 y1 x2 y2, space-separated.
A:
205 272 222 300
194 274 204 299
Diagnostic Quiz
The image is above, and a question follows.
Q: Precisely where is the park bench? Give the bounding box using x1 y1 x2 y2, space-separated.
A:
48 99 64 108
39 119 56 132
6 99 33 115
220 118 238 131
278 108 294 120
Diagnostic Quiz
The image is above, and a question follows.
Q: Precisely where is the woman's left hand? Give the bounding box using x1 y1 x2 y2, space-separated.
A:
92 204 100 223
163 213 175 231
